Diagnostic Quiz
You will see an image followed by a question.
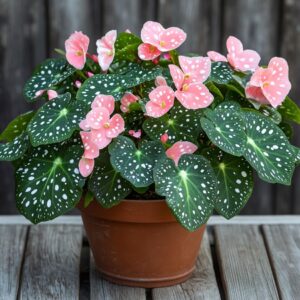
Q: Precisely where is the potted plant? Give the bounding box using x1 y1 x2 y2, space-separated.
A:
0 20 299 287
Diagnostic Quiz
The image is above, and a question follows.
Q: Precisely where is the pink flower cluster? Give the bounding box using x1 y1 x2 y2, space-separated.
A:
79 95 125 177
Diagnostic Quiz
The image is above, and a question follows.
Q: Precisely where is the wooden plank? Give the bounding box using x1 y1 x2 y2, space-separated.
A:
262 225 300 299
0 225 27 300
281 0 300 214
157 0 222 53
215 225 279 299
90 252 146 300
0 0 47 214
102 0 156 35
18 225 83 299
222 0 281 214
152 232 221 300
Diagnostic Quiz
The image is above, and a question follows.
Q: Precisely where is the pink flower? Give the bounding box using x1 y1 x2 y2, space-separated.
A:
138 21 186 61
75 80 82 88
155 76 168 87
80 131 99 159
47 90 58 100
79 158 95 177
91 95 115 115
169 56 214 109
65 31 89 70
145 86 175 118
207 36 260 72
160 133 169 144
120 93 139 113
245 57 291 108
96 30 117 71
166 141 198 166
86 71 94 78
129 129 142 139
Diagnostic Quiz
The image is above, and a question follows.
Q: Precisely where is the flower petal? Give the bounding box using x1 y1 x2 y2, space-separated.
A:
120 93 139 112
207 51 227 62
90 129 112 149
141 21 164 46
91 95 115 115
169 64 184 90
86 107 110 129
158 27 187 51
106 114 125 138
166 141 198 166
138 43 161 61
80 131 99 159
79 157 95 177
155 76 168 87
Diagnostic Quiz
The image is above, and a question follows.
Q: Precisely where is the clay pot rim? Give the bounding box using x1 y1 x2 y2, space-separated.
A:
78 197 179 224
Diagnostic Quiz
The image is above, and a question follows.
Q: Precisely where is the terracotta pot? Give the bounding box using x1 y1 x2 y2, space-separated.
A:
79 199 206 288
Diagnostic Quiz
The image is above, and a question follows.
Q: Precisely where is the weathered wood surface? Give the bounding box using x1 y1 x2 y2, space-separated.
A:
0 225 27 300
263 225 300 300
214 225 279 300
0 0 300 215
152 232 221 300
18 225 83 300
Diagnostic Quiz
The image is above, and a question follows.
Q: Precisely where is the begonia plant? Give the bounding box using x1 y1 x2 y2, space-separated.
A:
1 21 300 230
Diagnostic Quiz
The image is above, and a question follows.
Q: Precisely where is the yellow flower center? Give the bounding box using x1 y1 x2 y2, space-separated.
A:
107 50 114 56
184 74 190 80
161 101 166 109
159 41 166 47
76 50 83 56
262 82 270 88
182 84 189 92
103 122 110 129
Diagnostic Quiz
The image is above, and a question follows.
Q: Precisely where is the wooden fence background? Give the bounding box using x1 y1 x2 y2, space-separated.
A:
0 0 300 214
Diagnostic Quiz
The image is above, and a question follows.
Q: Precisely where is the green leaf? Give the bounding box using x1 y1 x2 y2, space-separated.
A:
89 152 132 208
154 154 217 231
28 93 88 146
292 146 300 165
16 144 85 224
259 106 282 124
209 62 233 84
0 111 35 142
279 122 293 140
109 136 165 187
77 65 162 104
277 96 300 124
201 102 247 156
206 81 224 99
24 58 75 102
83 191 94 208
203 148 253 219
143 104 203 144
114 32 142 61
243 111 296 185
0 132 30 161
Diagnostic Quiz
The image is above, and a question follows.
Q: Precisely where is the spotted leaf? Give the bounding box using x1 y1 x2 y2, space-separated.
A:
0 111 35 142
24 58 75 102
143 104 203 144
277 96 300 124
259 106 282 124
109 136 165 187
16 145 85 224
0 132 30 161
28 93 88 146
243 111 296 185
209 62 233 84
293 146 300 165
115 32 142 61
77 65 162 104
88 152 132 208
203 148 253 219
154 154 217 231
201 102 247 156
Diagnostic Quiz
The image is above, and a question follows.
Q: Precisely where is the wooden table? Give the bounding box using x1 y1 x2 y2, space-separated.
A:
1 216 300 300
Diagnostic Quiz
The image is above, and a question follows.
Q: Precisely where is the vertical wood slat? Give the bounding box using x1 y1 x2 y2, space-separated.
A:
18 225 83 300
90 253 146 300
0 225 28 300
152 232 221 300
0 0 47 214
281 0 300 214
157 0 222 53
262 225 300 299
222 0 282 215
215 225 279 300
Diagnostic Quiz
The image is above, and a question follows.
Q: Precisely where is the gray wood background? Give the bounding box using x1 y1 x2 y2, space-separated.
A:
0 0 299 214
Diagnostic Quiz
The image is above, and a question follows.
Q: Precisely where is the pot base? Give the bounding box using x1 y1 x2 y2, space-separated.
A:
97 266 195 288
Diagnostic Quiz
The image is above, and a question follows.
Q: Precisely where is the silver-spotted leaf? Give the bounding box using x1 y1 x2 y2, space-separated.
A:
143 104 203 144
16 145 85 224
109 136 165 187
0 132 30 161
0 111 35 142
243 111 296 185
278 96 300 124
209 62 233 84
24 58 75 102
154 154 217 231
28 93 88 146
201 101 247 156
203 148 253 219
115 32 142 61
89 152 132 207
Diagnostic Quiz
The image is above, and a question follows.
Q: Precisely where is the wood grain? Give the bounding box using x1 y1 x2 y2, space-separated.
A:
152 232 221 300
215 225 279 300
90 252 146 300
0 225 27 300
263 225 300 299
18 225 83 300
